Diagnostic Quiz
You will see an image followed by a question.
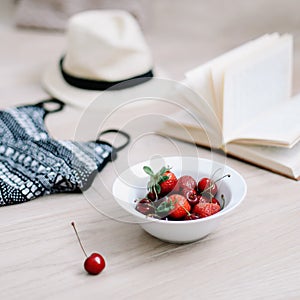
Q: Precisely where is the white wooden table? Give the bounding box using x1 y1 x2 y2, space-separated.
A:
0 2 300 299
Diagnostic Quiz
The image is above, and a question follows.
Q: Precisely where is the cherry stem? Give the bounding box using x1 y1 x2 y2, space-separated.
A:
180 204 191 215
211 168 222 180
203 174 231 199
71 222 88 258
214 174 231 184
220 194 226 210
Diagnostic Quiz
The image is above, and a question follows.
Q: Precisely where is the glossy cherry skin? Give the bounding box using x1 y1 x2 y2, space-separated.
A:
135 198 155 215
184 213 201 220
211 197 221 206
84 253 106 275
175 175 197 192
198 178 217 196
197 194 210 204
147 191 157 201
181 188 199 206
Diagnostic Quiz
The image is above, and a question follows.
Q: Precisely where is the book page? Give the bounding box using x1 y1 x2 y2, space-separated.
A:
210 33 280 125
184 34 279 125
160 109 222 149
184 63 216 113
226 141 300 179
222 34 293 143
231 94 300 147
173 81 220 132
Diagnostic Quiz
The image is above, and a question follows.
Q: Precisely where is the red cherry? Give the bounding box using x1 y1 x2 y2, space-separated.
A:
71 222 106 275
211 197 220 205
198 174 231 197
84 253 106 275
198 177 217 196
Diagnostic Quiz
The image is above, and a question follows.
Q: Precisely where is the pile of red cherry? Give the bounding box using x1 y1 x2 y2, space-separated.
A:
135 165 230 221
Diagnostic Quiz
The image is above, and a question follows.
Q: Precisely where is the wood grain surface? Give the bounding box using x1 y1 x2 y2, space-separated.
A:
0 1 300 299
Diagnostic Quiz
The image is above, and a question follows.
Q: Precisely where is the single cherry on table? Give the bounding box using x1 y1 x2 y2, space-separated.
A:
71 222 106 275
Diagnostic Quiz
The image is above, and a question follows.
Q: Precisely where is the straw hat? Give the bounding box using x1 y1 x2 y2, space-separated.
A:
42 10 160 110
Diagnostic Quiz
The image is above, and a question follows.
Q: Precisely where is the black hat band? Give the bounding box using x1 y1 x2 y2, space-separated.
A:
59 57 154 91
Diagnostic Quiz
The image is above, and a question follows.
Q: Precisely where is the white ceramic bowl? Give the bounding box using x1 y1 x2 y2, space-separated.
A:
112 156 247 243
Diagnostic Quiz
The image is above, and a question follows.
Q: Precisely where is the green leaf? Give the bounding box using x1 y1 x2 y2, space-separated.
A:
155 183 161 194
160 175 169 183
143 166 154 176
156 200 174 213
159 166 168 175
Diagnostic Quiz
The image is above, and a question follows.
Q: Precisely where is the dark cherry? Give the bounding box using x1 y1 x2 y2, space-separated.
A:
197 194 210 204
135 198 155 215
71 222 106 275
176 175 197 191
184 213 201 220
181 188 199 206
137 198 152 204
147 191 157 201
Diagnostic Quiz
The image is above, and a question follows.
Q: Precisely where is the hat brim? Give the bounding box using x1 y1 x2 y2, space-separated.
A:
42 61 169 110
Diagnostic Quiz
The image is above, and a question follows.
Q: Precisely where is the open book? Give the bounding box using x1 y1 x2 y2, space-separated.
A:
159 33 300 180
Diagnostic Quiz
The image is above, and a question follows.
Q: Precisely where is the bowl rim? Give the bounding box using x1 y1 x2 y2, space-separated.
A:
112 156 247 225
